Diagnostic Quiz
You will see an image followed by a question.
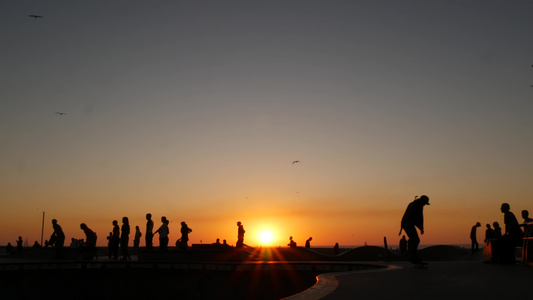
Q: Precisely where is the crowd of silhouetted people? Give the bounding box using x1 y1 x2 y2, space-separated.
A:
0 214 255 260
3 201 532 264
480 205 532 263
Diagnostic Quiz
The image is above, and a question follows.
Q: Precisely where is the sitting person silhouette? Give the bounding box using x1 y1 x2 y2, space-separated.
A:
288 236 297 248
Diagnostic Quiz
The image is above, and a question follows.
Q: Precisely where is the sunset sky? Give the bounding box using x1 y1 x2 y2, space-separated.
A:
1 1 532 248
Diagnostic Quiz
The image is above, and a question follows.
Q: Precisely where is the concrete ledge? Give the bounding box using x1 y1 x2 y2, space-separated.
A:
283 264 400 300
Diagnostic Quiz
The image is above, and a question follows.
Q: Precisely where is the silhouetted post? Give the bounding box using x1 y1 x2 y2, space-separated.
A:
383 236 390 262
41 211 45 246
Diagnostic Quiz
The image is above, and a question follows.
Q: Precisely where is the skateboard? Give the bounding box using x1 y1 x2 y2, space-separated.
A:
413 262 428 269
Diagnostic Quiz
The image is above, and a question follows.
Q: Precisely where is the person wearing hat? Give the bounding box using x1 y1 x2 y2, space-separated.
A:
399 195 430 264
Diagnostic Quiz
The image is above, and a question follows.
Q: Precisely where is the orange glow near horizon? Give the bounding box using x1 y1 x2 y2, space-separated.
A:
258 229 275 246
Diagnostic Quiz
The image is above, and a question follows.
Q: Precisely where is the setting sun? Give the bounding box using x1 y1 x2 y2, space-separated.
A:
258 230 274 245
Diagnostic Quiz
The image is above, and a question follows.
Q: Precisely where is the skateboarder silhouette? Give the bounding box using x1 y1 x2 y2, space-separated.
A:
399 195 430 266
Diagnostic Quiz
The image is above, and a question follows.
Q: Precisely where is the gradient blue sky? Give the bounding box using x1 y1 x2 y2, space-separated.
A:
1 1 532 247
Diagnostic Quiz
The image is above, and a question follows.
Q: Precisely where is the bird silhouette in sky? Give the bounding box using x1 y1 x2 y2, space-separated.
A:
292 160 300 164
55 112 66 115
28 15 44 19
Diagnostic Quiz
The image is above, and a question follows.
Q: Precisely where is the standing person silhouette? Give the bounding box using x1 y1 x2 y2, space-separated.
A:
399 195 430 265
521 210 533 236
493 222 502 238
51 219 65 248
134 226 142 249
399 235 408 255
178 222 192 249
145 213 154 251
236 221 245 248
484 224 495 243
16 236 23 252
470 222 481 254
120 217 131 260
154 216 169 250
111 220 120 260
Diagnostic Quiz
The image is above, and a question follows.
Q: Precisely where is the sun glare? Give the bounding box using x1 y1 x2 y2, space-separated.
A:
258 230 274 245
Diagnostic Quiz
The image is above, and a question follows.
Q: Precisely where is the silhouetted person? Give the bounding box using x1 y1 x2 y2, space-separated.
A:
6 243 13 254
501 203 523 244
522 210 533 223
305 237 312 248
50 219 65 248
470 222 481 254
288 236 297 248
493 222 502 238
521 210 533 235
110 220 120 260
333 243 339 255
236 221 245 248
121 217 131 260
134 226 142 248
494 203 524 263
399 195 430 264
106 232 113 259
399 235 408 255
146 213 154 250
485 224 495 242
80 223 97 259
178 222 192 250
223 239 229 247
154 216 169 250
32 241 41 248
69 238 78 248
16 236 23 252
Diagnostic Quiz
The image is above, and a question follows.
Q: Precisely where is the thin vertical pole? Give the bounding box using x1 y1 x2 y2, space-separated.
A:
383 236 390 262
41 211 45 246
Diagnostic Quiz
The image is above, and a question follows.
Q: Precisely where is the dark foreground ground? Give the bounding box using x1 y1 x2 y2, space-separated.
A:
1 266 317 300
0 245 485 299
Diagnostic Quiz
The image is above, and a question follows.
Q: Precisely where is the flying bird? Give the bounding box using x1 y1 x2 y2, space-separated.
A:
292 160 300 164
28 15 44 19
55 112 66 115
